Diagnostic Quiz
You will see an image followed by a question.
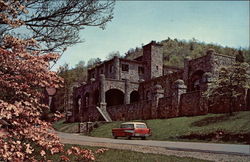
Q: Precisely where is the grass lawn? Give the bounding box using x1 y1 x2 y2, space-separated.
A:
53 111 250 143
89 111 250 143
46 144 210 162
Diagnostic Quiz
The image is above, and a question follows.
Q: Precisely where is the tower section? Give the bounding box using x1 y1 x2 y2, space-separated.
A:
142 41 163 80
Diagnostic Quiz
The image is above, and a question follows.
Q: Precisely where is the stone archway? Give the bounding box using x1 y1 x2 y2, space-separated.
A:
189 70 205 91
84 92 90 108
105 89 124 107
130 91 140 103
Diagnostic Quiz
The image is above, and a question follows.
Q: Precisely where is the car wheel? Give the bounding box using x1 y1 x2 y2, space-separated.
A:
127 136 131 140
141 137 146 140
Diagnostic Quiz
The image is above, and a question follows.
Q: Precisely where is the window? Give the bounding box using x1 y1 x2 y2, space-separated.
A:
136 124 147 128
100 69 104 74
138 66 144 75
122 64 129 72
91 73 95 78
156 66 159 70
121 124 134 129
109 65 113 73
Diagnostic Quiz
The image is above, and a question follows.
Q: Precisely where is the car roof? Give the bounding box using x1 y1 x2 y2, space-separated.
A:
121 122 146 125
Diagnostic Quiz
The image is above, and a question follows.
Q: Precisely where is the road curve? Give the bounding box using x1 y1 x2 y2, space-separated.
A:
57 131 250 156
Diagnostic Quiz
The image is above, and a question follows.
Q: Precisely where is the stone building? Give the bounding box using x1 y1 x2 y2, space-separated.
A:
69 41 250 122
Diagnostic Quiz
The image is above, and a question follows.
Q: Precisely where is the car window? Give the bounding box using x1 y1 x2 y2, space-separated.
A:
136 124 147 128
121 124 134 129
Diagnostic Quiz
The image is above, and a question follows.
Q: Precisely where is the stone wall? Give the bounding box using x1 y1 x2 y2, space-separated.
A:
157 97 177 118
179 91 208 116
139 71 183 100
107 100 153 121
119 59 144 82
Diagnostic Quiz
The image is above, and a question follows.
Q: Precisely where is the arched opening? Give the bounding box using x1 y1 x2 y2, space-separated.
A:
130 91 140 103
92 90 99 105
84 93 90 108
105 89 124 107
190 70 205 91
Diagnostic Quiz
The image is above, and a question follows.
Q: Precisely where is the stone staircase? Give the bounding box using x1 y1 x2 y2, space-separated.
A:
96 105 112 122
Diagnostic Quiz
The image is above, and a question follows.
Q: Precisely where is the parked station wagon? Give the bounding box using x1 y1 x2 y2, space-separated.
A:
112 122 151 140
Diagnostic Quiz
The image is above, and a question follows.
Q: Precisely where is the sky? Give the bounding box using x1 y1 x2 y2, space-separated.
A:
52 1 250 71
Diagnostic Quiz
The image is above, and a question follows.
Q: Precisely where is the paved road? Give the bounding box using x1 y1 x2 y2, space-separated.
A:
57 131 250 156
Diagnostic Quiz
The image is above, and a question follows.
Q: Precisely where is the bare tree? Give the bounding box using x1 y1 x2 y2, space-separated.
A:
0 0 115 53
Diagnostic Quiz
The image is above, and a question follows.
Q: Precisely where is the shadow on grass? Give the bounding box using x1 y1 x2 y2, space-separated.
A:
191 114 233 127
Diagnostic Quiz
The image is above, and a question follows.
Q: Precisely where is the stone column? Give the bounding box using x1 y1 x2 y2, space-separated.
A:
100 74 105 103
173 79 187 115
99 74 107 120
114 56 120 80
124 79 130 104
183 57 191 85
152 84 164 118
97 74 112 122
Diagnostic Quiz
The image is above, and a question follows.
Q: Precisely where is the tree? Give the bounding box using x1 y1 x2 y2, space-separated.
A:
0 2 107 161
0 0 115 53
87 57 102 68
106 51 120 60
205 62 250 115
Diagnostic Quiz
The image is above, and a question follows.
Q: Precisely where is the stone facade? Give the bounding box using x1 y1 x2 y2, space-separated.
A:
69 41 250 122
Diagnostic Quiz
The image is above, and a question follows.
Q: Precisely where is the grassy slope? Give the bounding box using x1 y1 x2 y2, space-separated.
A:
53 119 79 133
46 144 209 162
90 111 250 142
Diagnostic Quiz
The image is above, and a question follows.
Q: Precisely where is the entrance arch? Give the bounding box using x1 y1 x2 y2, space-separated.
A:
105 89 124 107
190 70 205 91
130 91 140 103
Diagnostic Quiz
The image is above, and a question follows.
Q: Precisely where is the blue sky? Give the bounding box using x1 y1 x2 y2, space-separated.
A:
52 1 249 71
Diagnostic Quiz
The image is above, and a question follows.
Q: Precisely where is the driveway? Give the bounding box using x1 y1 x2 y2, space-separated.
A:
57 131 250 156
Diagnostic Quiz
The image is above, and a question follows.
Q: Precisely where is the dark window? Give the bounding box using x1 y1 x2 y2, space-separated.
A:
121 124 134 129
122 64 129 72
100 69 104 74
109 65 113 73
136 124 147 128
156 66 159 70
138 66 144 75
91 73 95 78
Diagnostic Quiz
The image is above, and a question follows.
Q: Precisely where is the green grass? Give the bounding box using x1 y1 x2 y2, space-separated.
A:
53 119 79 133
46 144 210 162
89 111 250 142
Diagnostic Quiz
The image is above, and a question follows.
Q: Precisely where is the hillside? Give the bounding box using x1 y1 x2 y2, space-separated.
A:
125 38 250 67
89 111 250 144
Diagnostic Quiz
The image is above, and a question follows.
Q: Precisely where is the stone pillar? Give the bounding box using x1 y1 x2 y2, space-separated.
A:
100 74 105 103
183 57 191 85
114 56 120 80
97 74 112 122
173 79 187 115
206 49 216 75
152 84 164 118
124 79 130 104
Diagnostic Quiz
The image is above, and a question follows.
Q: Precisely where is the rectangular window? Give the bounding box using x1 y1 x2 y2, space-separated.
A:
91 73 95 78
109 65 113 73
122 64 129 72
138 66 144 75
